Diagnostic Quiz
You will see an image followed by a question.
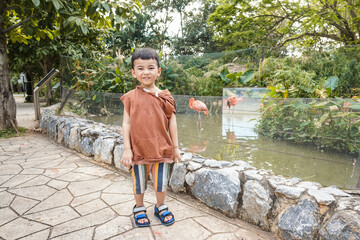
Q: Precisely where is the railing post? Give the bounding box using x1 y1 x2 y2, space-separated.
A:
33 69 59 120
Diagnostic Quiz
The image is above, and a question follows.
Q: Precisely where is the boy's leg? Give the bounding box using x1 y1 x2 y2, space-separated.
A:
155 191 172 222
132 164 151 224
151 163 173 222
134 193 145 209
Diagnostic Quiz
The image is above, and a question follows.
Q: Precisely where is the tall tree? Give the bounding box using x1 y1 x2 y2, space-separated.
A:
208 0 360 50
105 11 164 55
0 0 139 130
142 0 175 51
170 0 192 37
9 17 109 105
172 0 218 54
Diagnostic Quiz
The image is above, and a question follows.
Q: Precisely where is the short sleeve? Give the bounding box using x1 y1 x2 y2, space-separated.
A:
168 95 176 114
163 95 176 119
120 92 131 115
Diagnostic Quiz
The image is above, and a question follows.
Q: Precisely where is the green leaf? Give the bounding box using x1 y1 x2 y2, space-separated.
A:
115 77 121 84
324 76 339 90
51 0 62 11
226 73 236 82
220 67 230 83
92 95 97 101
77 0 84 6
102 3 110 12
300 121 311 127
312 101 330 108
75 18 82 26
80 23 88 34
168 74 180 79
32 0 40 7
319 112 329 124
115 67 122 76
23 26 34 35
87 0 99 16
350 126 358 137
45 31 54 40
349 105 360 110
240 69 254 83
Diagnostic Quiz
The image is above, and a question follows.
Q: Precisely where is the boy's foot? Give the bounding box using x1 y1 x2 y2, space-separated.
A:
154 204 175 226
133 205 150 227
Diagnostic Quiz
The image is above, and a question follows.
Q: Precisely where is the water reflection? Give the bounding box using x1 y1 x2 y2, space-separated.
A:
89 112 360 190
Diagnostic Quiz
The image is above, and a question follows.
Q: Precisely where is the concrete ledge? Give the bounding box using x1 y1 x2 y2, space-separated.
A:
40 109 360 240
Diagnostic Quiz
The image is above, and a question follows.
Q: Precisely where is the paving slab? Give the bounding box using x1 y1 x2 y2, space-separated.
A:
1 103 276 240
0 217 49 239
11 196 39 215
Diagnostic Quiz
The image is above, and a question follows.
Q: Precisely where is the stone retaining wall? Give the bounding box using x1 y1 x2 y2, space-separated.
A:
40 109 360 240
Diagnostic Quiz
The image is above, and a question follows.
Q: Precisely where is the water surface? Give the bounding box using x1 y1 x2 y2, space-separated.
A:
89 112 359 190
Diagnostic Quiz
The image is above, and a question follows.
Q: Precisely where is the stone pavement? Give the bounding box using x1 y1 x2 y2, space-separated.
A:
0 134 276 240
14 94 42 130
0 94 276 239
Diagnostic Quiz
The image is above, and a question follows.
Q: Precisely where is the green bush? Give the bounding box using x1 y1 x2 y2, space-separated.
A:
257 46 360 98
255 97 360 155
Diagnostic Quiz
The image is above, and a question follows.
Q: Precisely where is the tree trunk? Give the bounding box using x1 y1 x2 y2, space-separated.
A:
25 71 34 103
0 26 17 130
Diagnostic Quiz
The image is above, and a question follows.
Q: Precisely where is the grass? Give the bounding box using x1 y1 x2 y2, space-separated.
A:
0 127 27 139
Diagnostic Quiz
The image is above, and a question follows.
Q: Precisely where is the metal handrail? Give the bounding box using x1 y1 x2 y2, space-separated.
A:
33 69 59 120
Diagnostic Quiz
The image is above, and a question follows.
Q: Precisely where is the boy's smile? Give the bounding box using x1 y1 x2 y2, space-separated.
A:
131 58 161 90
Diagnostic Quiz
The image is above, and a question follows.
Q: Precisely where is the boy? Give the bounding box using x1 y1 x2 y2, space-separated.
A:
120 48 181 227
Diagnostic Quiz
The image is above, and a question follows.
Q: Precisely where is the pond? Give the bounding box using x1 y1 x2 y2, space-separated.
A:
88 111 360 190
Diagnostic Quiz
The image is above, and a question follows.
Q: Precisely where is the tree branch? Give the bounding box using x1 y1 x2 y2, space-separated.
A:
1 13 36 33
345 0 360 41
330 3 355 41
257 14 296 22
262 15 288 41
277 32 343 48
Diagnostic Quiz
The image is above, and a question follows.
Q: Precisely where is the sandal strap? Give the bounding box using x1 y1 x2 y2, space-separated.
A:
133 206 146 214
160 210 172 217
157 204 168 212
135 213 147 220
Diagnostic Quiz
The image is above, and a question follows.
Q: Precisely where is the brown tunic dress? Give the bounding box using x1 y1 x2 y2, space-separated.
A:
120 86 176 165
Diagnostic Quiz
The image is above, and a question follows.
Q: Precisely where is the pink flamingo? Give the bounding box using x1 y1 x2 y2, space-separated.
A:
225 96 245 112
189 139 209 153
226 96 238 109
189 98 209 120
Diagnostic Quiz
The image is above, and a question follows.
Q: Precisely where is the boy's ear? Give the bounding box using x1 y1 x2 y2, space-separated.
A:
131 69 136 78
157 67 161 76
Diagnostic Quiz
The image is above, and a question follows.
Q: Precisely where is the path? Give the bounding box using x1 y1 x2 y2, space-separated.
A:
0 94 276 239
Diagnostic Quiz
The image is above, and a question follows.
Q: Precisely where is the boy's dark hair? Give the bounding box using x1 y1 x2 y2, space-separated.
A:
131 48 160 69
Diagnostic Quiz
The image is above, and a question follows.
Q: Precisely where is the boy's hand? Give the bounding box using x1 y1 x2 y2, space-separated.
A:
174 147 181 163
121 149 133 169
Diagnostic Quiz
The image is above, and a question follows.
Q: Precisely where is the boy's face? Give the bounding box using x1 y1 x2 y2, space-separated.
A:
131 58 161 89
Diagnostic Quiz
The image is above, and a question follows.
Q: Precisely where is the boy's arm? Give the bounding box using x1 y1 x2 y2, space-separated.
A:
121 109 133 168
169 113 181 163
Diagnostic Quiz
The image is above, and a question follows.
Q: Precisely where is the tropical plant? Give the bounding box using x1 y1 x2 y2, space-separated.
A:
0 0 140 130
257 46 360 98
256 97 360 155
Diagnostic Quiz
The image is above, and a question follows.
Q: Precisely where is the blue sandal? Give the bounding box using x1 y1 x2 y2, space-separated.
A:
154 204 175 226
133 205 150 227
